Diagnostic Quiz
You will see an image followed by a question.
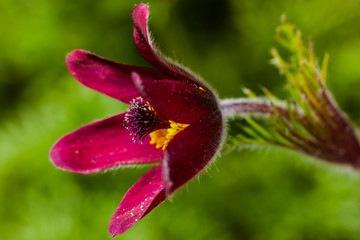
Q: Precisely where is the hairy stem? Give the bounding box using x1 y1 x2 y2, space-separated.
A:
220 98 290 118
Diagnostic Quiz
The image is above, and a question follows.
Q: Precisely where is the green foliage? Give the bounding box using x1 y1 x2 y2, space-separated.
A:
228 15 360 165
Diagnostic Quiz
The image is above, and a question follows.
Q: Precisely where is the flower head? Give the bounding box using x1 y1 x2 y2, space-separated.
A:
50 3 224 236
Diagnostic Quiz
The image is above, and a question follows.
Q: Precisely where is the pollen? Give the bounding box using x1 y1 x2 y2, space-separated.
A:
125 97 190 149
150 120 190 150
199 86 206 92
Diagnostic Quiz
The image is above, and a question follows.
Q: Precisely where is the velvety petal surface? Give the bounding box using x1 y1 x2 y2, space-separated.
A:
108 165 166 236
132 72 218 123
66 49 168 103
162 110 224 195
132 4 206 86
50 113 163 174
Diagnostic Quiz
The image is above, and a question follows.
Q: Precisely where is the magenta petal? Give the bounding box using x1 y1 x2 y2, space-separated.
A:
108 165 165 236
132 72 218 123
132 4 205 84
163 110 223 195
66 49 167 103
50 113 163 174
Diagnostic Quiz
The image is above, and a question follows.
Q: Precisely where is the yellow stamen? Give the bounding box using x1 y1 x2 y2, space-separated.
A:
149 120 190 150
199 86 206 92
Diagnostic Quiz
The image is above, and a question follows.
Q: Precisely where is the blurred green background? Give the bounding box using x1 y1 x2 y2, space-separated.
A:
1 0 360 239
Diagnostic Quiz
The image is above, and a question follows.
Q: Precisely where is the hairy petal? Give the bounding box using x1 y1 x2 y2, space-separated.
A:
66 49 167 103
132 4 206 85
108 165 166 236
162 110 224 195
50 113 163 174
132 72 218 123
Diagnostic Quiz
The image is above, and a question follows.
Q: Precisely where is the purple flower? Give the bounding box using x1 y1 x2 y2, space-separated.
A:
50 3 224 236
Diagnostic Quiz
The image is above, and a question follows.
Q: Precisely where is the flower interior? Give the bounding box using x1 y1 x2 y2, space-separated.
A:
125 97 190 150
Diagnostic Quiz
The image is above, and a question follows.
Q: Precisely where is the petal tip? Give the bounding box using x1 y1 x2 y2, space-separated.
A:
108 166 165 236
48 136 96 174
66 49 89 63
49 139 70 170
66 49 92 73
48 142 76 173
49 144 60 167
108 222 126 237
132 4 150 35
132 3 149 20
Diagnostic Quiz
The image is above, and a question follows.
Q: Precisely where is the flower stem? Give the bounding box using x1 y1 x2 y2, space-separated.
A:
220 98 289 118
221 98 360 168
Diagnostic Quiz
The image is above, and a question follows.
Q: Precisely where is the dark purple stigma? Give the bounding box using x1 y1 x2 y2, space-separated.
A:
124 97 170 142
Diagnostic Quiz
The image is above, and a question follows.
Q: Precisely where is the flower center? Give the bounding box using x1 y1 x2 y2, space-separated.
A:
150 120 190 150
125 97 189 150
